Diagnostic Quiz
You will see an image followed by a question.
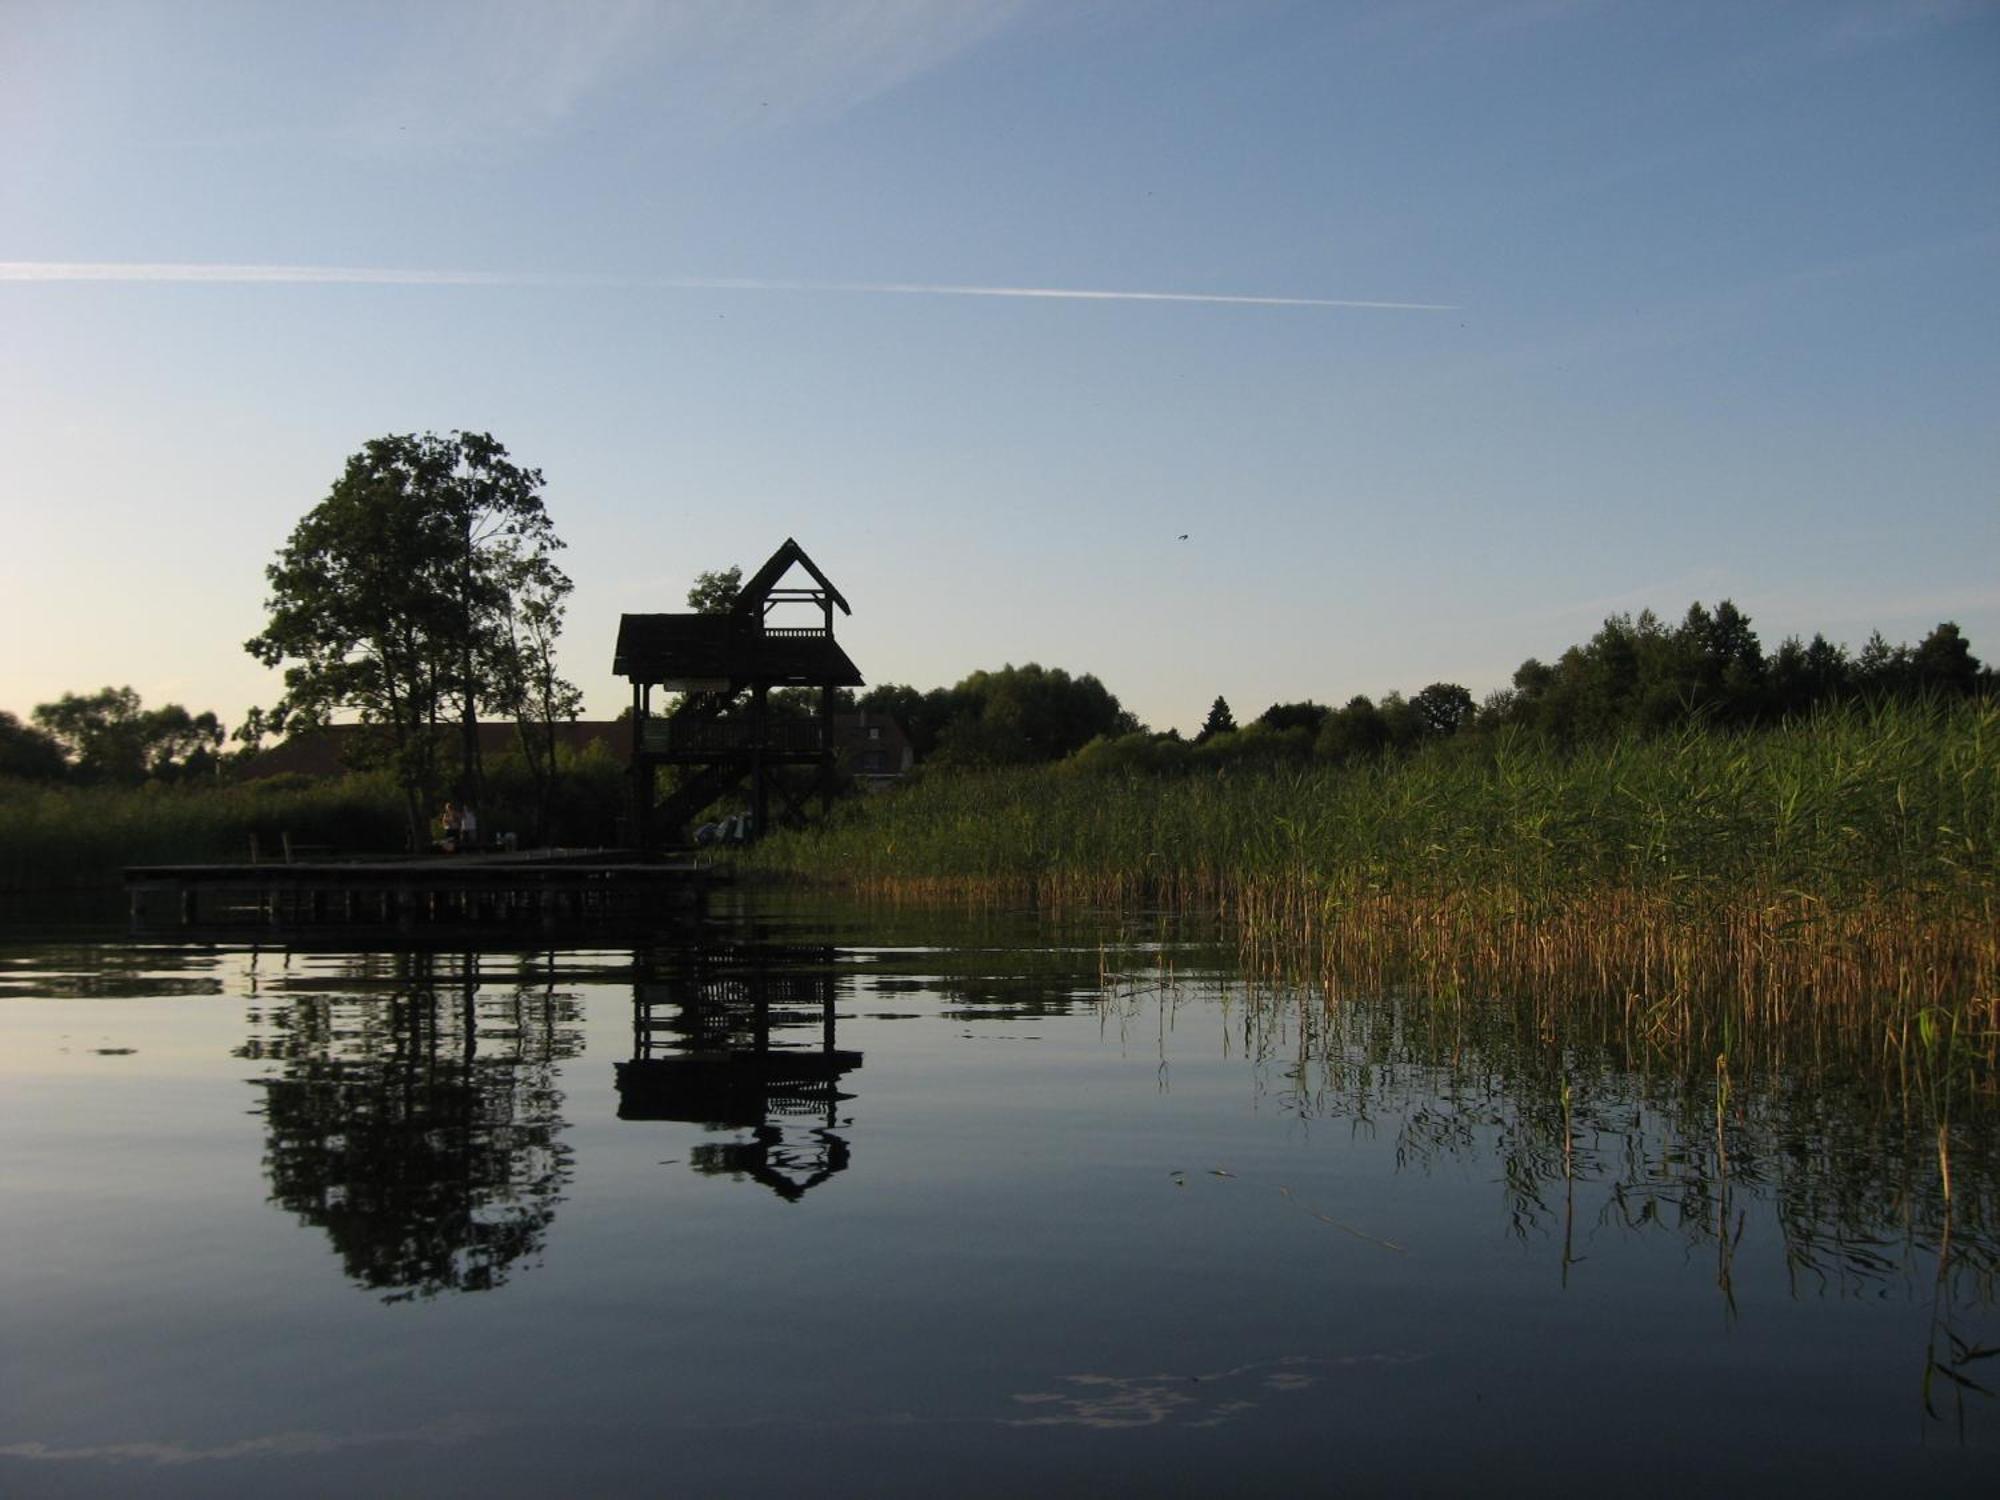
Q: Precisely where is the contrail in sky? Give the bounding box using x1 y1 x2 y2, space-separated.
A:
0 261 1455 310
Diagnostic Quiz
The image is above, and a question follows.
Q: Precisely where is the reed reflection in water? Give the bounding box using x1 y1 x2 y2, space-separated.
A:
6 907 1997 1496
1096 944 2000 1435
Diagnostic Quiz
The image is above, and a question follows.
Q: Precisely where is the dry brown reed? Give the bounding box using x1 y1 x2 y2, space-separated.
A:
820 864 1997 1092
1244 880 1995 1096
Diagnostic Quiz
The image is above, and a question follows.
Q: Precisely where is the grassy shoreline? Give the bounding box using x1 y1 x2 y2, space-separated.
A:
0 774 411 892
749 700 1998 899
0 754 632 892
746 700 2000 1080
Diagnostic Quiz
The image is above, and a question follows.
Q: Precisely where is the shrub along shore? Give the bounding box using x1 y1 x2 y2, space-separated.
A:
0 752 630 893
0 773 408 892
746 700 2000 1084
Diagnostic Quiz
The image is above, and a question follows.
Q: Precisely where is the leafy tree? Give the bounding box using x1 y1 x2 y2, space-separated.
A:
1193 721 1313 770
31 686 223 782
1499 603 1769 740
0 711 67 781
930 664 1138 767
1500 602 2000 738
1913 621 1981 696
1589 612 1654 730
245 431 571 843
1256 700 1328 734
687 566 743 615
1410 683 1476 738
1476 687 1519 727
1315 695 1390 763
1376 691 1425 751
1511 658 1555 696
1501 613 1654 743
496 569 583 843
1196 696 1236 744
1663 600 1765 725
1853 631 1916 699
1067 731 1193 777
32 686 146 780
1767 633 1850 717
139 703 228 781
864 670 1138 768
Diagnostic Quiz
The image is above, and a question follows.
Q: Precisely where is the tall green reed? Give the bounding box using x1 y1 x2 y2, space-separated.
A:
0 774 408 891
748 699 2000 1070
751 698 1998 906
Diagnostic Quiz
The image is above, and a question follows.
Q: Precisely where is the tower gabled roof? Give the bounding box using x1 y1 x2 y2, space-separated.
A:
732 537 850 618
612 614 862 687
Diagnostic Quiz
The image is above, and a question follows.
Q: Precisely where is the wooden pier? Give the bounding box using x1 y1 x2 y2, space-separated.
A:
125 849 721 934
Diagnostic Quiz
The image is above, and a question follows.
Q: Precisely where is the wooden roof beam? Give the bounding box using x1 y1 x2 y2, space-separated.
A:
732 538 851 618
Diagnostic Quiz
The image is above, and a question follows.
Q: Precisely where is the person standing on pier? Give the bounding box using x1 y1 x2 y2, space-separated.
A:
459 800 479 852
438 800 460 854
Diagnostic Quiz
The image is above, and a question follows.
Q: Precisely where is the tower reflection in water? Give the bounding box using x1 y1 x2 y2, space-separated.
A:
616 944 861 1201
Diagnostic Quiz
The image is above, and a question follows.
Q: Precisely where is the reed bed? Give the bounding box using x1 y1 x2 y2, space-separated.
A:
0 748 633 893
750 700 2000 1088
0 774 409 891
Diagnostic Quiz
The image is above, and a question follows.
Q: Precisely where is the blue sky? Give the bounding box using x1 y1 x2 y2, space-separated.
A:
4 0 1996 734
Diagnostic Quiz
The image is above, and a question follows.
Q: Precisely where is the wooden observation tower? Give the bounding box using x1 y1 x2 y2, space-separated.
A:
613 539 863 847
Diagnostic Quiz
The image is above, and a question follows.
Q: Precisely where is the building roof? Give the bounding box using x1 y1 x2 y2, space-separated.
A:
239 721 624 779
614 538 862 688
611 613 737 681
612 614 863 687
733 537 851 618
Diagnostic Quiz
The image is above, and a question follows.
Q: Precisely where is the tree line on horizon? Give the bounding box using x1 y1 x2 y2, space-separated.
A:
0 686 226 785
5 436 1990 805
7 599 1990 792
848 603 1992 776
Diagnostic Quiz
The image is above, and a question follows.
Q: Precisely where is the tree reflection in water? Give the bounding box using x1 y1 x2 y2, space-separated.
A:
238 950 579 1301
616 943 860 1202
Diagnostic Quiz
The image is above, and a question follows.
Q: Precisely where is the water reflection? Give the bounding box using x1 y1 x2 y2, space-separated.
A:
238 951 579 1301
5 905 1999 1487
0 941 227 999
617 943 860 1201
1105 966 2000 1432
1006 1353 1421 1430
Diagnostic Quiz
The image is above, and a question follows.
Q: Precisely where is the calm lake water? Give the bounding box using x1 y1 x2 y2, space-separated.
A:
2 894 1994 1497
